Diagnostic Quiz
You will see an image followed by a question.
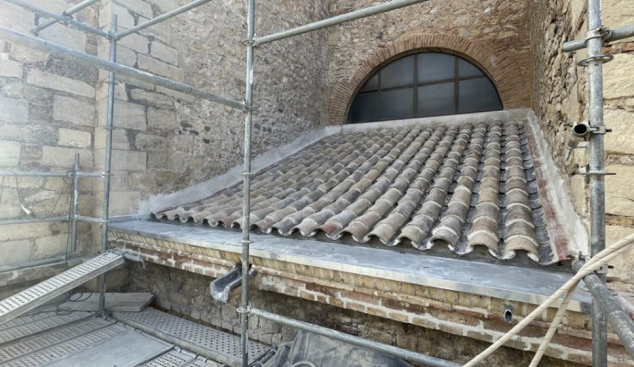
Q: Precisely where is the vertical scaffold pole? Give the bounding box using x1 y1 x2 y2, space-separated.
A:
240 0 256 366
586 0 608 365
71 153 80 252
98 14 117 316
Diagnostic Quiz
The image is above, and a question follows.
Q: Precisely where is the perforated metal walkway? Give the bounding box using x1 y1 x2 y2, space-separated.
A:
0 253 125 325
114 309 271 366
0 309 229 367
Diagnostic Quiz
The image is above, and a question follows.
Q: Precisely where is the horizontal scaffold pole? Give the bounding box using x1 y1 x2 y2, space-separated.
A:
3 0 108 38
249 308 461 367
0 27 246 110
116 0 215 39
253 0 431 46
31 0 102 35
563 24 634 52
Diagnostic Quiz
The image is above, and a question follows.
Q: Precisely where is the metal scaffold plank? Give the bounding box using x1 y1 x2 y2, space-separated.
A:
0 253 124 326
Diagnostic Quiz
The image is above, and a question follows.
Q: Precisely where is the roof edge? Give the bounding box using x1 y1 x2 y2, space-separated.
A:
524 110 589 258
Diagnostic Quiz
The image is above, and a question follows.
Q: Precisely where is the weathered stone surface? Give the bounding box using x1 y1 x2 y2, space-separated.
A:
139 17 170 43
53 96 95 126
58 128 92 149
0 189 21 219
9 44 48 63
603 0 634 31
0 3 33 33
0 140 21 166
95 149 146 171
604 54 634 100
96 80 128 102
97 100 147 131
42 146 93 168
118 33 150 54
112 0 153 19
605 165 634 217
0 222 50 241
34 234 70 259
95 190 142 216
95 128 130 150
605 108 634 155
138 55 184 81
147 107 177 128
147 0 179 13
155 86 194 102
131 89 174 108
135 134 169 151
0 240 32 267
39 24 86 51
0 57 23 78
27 70 95 98
606 225 634 284
0 96 29 123
98 43 137 68
99 2 135 30
151 42 178 66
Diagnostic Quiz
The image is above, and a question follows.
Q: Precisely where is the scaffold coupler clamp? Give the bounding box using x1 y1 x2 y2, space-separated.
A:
578 27 614 67
237 306 250 315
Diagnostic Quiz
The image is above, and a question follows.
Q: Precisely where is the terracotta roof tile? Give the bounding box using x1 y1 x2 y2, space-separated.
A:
155 120 566 265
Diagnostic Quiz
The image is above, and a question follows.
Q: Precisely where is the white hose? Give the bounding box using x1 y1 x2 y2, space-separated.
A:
463 233 634 367
290 362 317 367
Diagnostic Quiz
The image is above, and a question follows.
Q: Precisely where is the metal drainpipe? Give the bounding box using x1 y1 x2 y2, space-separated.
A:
586 0 608 365
98 15 117 317
240 0 256 366
71 153 80 252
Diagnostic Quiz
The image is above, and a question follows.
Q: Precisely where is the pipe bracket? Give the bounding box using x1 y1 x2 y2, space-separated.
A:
584 26 612 43
577 54 614 67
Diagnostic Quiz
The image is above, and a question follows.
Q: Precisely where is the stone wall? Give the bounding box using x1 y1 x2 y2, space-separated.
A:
128 262 583 367
96 0 330 224
529 0 634 288
0 0 99 268
326 0 533 124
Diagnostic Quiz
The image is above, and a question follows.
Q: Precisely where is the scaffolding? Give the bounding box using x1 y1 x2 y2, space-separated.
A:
0 0 633 366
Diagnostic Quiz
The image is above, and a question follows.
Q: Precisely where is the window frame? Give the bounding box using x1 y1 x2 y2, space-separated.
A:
347 51 503 124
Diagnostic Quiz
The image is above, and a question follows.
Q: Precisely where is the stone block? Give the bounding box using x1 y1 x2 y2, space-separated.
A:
0 222 50 242
0 57 23 78
27 70 95 98
98 42 137 67
0 140 21 166
53 96 95 126
10 44 49 63
34 234 70 259
139 18 170 43
156 86 195 102
147 0 179 12
604 54 634 99
58 128 92 149
0 240 32 267
147 107 177 128
118 33 150 54
99 2 135 29
605 108 634 155
0 96 29 123
0 3 34 33
606 225 634 284
115 74 155 90
95 190 142 216
39 24 86 51
151 42 178 66
93 170 128 192
135 134 169 151
138 54 184 81
95 149 146 171
131 89 174 108
42 146 93 168
95 128 130 150
112 0 153 19
96 80 128 102
0 189 21 219
97 100 147 131
605 165 634 217
603 0 634 31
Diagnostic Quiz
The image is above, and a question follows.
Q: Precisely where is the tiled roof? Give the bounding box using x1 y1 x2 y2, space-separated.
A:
155 120 564 265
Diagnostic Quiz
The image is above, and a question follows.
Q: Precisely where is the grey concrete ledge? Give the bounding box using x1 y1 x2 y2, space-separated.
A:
110 220 592 313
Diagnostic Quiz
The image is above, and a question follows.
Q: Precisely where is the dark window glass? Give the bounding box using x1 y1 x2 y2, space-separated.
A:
458 58 483 78
359 73 379 92
349 92 378 122
418 82 455 117
418 53 455 83
380 56 414 89
458 77 502 113
347 52 502 123
379 88 414 120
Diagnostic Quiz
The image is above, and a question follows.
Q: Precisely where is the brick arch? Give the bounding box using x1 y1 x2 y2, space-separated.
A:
328 34 530 124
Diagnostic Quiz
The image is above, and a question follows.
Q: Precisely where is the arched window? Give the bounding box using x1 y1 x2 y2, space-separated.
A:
347 52 503 124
